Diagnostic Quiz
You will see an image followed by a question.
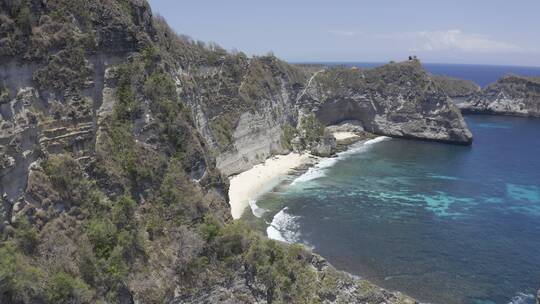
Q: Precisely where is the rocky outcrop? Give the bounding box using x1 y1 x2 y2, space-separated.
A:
325 120 365 133
458 75 540 117
297 61 473 145
174 253 417 304
175 55 304 176
311 133 337 157
431 75 481 103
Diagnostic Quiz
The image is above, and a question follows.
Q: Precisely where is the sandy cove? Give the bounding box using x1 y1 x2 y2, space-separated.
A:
228 152 317 219
228 132 361 219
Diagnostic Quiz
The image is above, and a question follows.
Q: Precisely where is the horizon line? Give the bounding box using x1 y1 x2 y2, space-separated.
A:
286 60 540 69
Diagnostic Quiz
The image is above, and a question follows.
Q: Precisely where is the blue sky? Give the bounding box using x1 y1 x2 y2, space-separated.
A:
148 0 540 66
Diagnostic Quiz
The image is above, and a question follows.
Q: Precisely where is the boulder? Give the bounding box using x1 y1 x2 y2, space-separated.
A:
311 134 337 157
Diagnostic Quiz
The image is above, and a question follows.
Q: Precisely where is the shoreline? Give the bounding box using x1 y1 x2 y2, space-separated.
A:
265 135 391 243
228 152 318 219
228 132 364 220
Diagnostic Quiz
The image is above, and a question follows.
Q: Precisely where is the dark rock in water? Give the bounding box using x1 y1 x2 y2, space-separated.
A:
458 75 540 117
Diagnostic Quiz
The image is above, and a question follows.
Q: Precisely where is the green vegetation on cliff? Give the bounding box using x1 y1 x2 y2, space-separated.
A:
431 75 480 98
0 1 418 303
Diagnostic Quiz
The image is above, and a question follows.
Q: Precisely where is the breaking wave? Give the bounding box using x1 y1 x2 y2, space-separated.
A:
249 199 267 218
291 136 390 185
266 207 300 243
507 292 535 304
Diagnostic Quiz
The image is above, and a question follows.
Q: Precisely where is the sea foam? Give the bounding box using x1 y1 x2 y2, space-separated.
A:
266 207 300 243
291 136 390 185
507 292 535 304
249 199 267 218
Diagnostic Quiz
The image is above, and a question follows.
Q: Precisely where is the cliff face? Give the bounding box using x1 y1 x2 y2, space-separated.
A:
184 59 474 175
297 62 473 145
458 75 540 117
0 0 474 303
174 55 306 176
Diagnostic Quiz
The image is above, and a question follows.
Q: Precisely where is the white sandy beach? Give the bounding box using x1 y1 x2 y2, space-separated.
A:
228 153 316 219
228 132 363 219
332 131 360 141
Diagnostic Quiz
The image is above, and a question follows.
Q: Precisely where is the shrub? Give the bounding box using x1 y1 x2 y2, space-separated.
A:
15 4 32 34
243 237 317 303
46 272 92 304
144 72 176 102
14 218 39 255
114 64 142 122
0 243 45 303
301 113 324 145
33 45 93 92
157 159 205 222
200 214 222 242
0 87 10 104
43 154 83 198
111 195 136 230
42 154 106 213
281 123 298 150
210 116 234 150
86 218 117 259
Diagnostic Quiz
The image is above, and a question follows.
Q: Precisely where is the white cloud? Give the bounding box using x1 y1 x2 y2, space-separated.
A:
327 30 357 37
401 29 522 53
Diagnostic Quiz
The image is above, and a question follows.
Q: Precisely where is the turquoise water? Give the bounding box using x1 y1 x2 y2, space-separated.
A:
251 115 540 304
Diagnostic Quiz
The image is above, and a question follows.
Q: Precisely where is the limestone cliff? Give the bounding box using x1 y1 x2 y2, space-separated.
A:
0 0 473 303
458 75 540 117
184 59 474 175
298 62 473 145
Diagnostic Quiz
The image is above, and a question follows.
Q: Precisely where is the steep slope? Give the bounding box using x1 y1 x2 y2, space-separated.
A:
458 75 540 117
0 0 473 303
181 58 474 175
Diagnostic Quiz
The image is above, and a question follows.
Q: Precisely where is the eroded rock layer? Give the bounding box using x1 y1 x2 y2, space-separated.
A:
458 75 540 117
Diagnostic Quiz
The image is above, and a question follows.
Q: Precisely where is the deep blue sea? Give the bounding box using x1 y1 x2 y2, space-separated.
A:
247 64 540 304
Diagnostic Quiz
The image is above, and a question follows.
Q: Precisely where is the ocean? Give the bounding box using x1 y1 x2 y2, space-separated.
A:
243 64 540 304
